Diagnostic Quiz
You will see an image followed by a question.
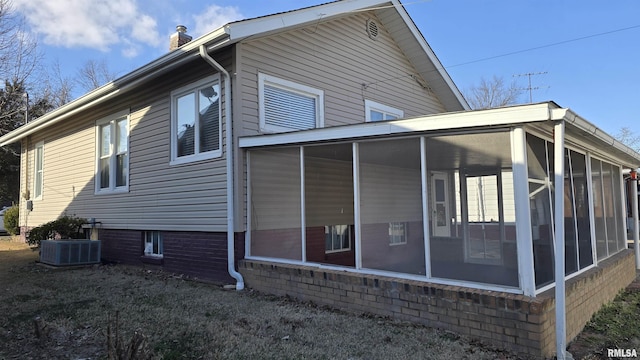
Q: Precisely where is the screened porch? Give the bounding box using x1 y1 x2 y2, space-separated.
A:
240 104 640 296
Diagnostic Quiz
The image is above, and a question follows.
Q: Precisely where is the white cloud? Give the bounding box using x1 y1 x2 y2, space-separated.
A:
11 0 244 59
191 5 243 38
120 38 141 59
12 0 162 53
122 47 140 58
132 14 161 47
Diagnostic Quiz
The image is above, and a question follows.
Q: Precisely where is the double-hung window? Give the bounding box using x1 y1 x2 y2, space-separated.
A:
364 100 403 122
171 75 221 164
96 112 129 193
259 73 324 133
33 141 44 200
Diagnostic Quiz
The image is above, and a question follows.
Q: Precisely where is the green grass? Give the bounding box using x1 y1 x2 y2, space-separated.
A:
567 286 640 359
585 290 640 348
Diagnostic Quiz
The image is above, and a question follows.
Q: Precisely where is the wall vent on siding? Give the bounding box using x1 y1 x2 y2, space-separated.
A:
366 19 379 40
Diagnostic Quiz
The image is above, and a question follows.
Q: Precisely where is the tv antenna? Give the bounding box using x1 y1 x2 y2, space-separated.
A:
513 72 549 103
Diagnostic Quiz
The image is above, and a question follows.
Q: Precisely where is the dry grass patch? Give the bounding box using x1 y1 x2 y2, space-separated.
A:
0 238 520 359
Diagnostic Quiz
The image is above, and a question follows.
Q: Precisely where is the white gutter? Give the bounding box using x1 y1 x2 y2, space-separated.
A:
555 108 640 167
0 28 230 147
199 45 245 290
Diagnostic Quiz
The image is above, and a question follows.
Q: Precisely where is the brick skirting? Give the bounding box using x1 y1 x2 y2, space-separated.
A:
99 229 245 285
239 250 635 358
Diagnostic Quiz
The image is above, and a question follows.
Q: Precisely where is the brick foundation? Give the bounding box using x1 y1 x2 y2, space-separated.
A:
100 229 245 285
239 249 636 358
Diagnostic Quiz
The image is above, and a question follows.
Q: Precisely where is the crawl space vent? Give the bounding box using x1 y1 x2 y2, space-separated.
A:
366 19 379 40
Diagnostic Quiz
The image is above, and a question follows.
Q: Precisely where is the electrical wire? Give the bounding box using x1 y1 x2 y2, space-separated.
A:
364 23 640 88
445 24 640 70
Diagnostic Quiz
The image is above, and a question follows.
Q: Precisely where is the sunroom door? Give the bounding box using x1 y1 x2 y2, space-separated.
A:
463 172 504 264
431 172 450 237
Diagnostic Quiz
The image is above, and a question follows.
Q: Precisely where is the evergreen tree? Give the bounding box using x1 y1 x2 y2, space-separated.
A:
0 80 53 206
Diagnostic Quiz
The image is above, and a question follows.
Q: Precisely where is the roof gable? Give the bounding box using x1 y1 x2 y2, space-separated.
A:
0 0 467 146
222 0 466 111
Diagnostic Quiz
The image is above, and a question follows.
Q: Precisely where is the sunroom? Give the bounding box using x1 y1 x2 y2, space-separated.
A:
238 102 640 356
240 102 640 297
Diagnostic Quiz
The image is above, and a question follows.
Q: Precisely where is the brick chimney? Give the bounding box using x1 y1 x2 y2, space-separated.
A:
169 25 192 51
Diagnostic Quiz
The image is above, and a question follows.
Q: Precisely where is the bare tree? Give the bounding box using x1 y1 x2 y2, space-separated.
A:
465 75 522 110
0 0 40 85
76 59 118 92
39 59 74 108
614 127 640 153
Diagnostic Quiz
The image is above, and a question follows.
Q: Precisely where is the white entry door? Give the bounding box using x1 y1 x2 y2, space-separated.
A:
431 172 450 237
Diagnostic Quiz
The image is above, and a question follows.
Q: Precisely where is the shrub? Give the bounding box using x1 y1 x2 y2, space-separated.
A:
26 215 87 248
3 205 19 236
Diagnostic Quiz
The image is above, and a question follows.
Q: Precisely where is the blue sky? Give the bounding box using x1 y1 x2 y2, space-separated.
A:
12 0 640 135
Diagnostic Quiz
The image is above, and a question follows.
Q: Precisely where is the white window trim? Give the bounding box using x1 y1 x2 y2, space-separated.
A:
170 75 222 165
95 110 130 194
325 224 352 253
365 100 404 122
144 231 163 258
258 73 324 133
33 141 44 200
389 222 408 246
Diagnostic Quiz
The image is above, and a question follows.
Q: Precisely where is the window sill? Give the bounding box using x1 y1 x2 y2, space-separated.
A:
140 255 163 265
170 150 222 166
389 242 407 247
325 249 351 254
95 187 129 196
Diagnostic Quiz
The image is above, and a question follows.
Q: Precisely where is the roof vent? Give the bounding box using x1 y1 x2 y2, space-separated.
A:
366 19 379 40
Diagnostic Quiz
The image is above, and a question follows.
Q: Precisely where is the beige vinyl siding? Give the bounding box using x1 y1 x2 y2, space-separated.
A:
249 149 301 231
360 164 422 224
237 11 446 137
20 58 232 232
305 156 354 227
249 151 356 230
19 124 93 229
235 12 448 231
249 149 422 227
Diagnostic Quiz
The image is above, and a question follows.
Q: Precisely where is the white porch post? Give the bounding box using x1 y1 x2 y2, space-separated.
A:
511 127 536 296
300 146 306 262
421 136 431 278
631 171 640 269
245 151 252 258
553 121 567 360
353 142 362 269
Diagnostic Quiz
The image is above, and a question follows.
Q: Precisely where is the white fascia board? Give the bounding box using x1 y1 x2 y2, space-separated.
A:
226 0 389 40
239 103 553 148
557 108 640 166
0 28 230 147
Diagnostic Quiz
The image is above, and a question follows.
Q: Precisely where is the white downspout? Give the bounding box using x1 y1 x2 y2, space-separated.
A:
631 171 640 270
199 45 244 290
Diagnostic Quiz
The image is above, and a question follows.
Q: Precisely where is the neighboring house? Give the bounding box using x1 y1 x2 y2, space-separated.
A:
1 0 639 358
